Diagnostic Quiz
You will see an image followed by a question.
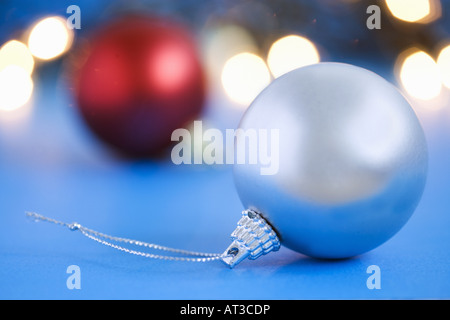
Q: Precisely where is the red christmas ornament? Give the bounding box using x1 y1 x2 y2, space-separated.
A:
73 15 205 157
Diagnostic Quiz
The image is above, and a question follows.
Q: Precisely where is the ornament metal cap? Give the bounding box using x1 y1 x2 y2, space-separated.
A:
221 209 281 268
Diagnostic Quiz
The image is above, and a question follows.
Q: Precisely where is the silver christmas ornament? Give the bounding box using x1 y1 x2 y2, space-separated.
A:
222 63 428 268
27 63 428 270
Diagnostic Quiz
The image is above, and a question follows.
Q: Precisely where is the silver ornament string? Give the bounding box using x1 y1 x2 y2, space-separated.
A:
25 212 223 262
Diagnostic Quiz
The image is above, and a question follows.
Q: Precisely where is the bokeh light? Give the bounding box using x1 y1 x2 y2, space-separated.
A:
0 40 34 75
385 0 441 23
221 52 271 106
0 65 34 112
437 45 450 89
28 16 73 60
398 49 442 100
267 35 320 78
202 24 258 82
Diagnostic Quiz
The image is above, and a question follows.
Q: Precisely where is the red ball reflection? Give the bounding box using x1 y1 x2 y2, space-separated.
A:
74 16 205 157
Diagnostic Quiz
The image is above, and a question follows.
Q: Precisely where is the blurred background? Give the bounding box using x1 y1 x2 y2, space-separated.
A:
0 0 449 299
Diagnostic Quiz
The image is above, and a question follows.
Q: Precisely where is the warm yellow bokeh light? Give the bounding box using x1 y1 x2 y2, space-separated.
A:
267 35 320 78
385 0 440 23
28 16 73 60
202 24 258 79
221 52 271 106
399 50 441 100
0 65 34 111
437 45 450 89
0 40 34 75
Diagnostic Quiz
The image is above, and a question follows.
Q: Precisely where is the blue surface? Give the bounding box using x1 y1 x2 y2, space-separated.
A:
0 62 449 300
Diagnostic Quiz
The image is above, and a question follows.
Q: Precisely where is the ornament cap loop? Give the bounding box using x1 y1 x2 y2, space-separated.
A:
221 240 251 268
221 209 281 268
